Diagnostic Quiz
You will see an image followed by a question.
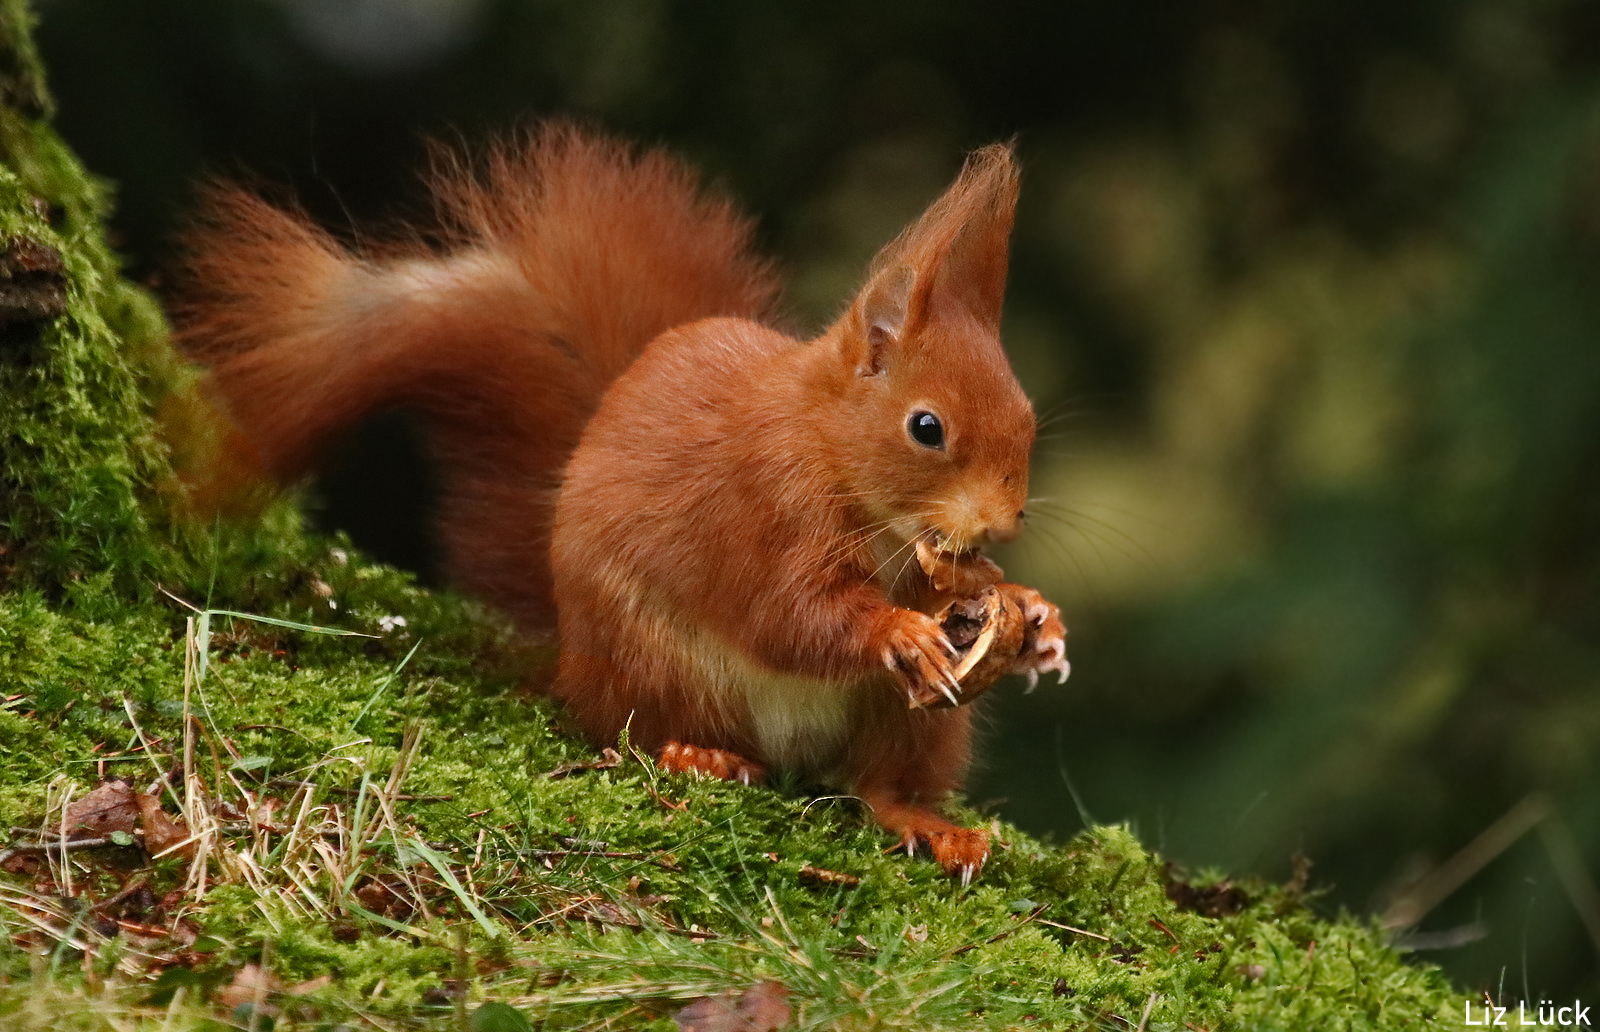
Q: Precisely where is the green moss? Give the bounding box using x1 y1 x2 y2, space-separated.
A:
0 92 166 591
0 1 1470 1027
0 572 1468 1028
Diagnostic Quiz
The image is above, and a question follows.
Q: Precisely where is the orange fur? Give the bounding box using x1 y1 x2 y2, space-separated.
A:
176 127 1061 880
175 124 778 632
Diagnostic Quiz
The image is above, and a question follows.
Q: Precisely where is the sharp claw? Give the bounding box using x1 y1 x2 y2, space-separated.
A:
938 682 960 706
1058 661 1071 684
1024 668 1039 692
959 864 975 888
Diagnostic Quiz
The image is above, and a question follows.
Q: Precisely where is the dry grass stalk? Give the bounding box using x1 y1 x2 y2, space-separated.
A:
0 616 497 989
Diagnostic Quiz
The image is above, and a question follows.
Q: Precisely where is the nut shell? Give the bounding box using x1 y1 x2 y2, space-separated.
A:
907 586 1026 709
914 538 1003 595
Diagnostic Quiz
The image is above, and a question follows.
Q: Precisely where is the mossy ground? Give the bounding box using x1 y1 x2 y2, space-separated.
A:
0 584 1465 1030
0 2 1470 1027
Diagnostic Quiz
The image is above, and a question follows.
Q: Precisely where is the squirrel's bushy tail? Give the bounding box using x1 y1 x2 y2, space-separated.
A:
175 123 780 631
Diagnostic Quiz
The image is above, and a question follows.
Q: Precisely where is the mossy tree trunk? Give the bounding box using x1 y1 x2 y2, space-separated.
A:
0 0 178 598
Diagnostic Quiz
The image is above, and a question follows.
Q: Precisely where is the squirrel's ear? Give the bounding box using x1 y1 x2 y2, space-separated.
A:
839 142 1019 373
850 263 927 376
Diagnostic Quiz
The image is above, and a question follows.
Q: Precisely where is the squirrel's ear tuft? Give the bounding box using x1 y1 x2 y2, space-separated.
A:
839 142 1019 369
837 142 1019 373
929 142 1019 330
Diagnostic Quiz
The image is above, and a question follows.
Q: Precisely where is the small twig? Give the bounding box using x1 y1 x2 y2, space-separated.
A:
518 848 680 871
1537 814 1600 964
1136 993 1160 1032
0 835 128 865
91 872 152 912
523 849 643 861
113 919 173 938
951 904 1047 955
326 787 455 803
555 836 610 850
1036 918 1112 941
1381 793 1551 930
1149 917 1180 944
65 755 151 764
266 778 321 795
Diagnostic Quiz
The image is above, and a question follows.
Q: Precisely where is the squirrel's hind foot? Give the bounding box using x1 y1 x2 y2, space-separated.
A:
921 826 991 886
865 796 991 884
656 742 768 786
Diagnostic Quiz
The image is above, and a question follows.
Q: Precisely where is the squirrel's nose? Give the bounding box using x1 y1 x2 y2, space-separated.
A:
981 510 1025 545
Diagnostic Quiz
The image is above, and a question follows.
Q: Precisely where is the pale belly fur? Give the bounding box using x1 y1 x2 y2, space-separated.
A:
643 610 864 782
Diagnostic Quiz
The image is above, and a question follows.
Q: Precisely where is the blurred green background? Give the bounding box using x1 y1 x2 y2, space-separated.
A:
32 0 1600 1003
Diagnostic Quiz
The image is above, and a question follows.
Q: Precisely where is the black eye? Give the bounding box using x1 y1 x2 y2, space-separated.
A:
907 410 945 449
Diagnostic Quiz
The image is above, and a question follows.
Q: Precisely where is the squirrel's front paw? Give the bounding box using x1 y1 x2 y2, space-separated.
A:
995 584 1069 690
875 608 962 709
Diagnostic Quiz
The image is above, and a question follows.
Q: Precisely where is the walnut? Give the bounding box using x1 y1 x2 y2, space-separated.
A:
914 538 1003 596
906 585 1026 709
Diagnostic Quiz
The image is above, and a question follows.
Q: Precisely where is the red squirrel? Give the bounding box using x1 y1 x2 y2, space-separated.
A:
175 124 1069 881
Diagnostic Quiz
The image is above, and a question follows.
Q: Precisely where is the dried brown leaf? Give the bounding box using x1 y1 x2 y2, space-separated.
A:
215 963 282 1013
585 901 641 929
134 792 193 859
63 781 140 837
286 974 333 996
1164 872 1249 918
675 980 791 1031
